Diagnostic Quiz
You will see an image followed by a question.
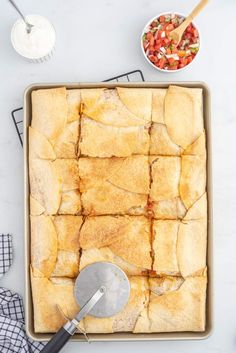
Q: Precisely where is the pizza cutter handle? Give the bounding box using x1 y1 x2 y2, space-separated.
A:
40 326 74 353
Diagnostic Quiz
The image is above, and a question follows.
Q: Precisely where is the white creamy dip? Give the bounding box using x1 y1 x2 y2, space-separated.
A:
11 15 56 60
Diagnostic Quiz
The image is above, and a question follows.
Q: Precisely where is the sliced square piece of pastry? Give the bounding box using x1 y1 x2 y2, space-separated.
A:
83 276 149 333
79 87 152 157
177 192 207 277
183 132 206 156
80 216 152 275
31 88 80 158
31 215 82 278
29 159 61 215
152 220 180 276
79 115 149 157
147 274 207 332
79 156 150 215
149 156 185 219
152 194 207 277
31 270 79 333
179 154 206 209
30 159 81 215
164 85 204 149
81 88 152 126
150 89 182 156
150 156 181 202
150 123 182 156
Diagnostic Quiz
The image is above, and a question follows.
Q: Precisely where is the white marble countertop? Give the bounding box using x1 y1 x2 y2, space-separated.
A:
0 0 236 352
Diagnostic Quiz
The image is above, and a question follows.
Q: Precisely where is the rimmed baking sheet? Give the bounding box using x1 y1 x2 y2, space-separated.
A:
24 81 213 341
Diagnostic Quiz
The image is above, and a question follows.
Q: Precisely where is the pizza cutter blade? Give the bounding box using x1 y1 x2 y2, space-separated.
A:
41 262 130 353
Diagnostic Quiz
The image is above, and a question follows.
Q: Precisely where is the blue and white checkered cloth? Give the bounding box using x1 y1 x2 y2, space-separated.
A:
0 234 45 353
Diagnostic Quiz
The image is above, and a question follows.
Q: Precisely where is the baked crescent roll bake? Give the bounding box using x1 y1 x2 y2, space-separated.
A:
81 88 151 127
151 89 166 124
183 192 207 221
152 198 186 220
29 86 208 335
150 89 182 156
116 87 152 121
80 115 150 157
183 132 206 156
29 127 56 160
150 123 182 156
150 156 181 202
29 159 61 215
180 155 206 209
153 195 207 277
31 88 80 158
29 158 81 215
147 275 207 332
53 120 79 159
66 89 81 123
31 215 82 278
164 86 203 149
31 87 68 142
80 216 152 274
177 219 207 277
83 276 149 333
31 215 57 278
153 220 180 275
80 87 152 157
31 270 79 333
79 156 149 215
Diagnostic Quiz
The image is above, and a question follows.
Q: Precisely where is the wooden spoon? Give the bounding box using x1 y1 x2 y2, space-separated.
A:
169 0 209 45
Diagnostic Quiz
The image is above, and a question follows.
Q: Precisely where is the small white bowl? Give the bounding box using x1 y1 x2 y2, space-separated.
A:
11 14 56 63
141 12 200 73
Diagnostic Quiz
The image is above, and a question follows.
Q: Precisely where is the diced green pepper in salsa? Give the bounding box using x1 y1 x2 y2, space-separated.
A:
142 14 200 70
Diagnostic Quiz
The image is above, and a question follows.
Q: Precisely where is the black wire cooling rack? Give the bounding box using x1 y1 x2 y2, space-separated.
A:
11 69 145 147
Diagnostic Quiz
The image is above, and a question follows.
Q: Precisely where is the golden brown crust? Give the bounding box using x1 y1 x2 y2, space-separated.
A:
183 192 207 221
53 159 79 191
31 88 68 143
31 215 82 278
81 88 148 127
53 215 82 251
152 198 186 220
165 86 203 148
80 216 152 273
80 116 150 157
148 275 207 332
29 159 61 215
67 89 81 122
79 157 149 215
177 217 207 277
31 215 57 278
183 132 206 156
151 89 166 123
31 270 79 333
180 155 206 209
150 156 181 202
80 248 148 276
30 196 45 216
150 123 181 156
116 87 152 121
29 127 56 160
153 220 180 275
58 190 81 215
29 86 207 334
54 121 79 158
152 216 207 277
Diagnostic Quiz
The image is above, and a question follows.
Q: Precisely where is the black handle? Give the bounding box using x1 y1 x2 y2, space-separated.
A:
41 327 72 353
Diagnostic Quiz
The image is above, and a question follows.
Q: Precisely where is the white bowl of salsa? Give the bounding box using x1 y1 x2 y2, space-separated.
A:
141 12 200 72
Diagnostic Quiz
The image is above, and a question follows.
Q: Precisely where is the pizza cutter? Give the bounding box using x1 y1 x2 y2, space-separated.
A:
41 262 130 353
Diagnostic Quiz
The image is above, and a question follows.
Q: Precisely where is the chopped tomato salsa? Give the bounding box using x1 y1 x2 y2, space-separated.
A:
142 14 200 71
